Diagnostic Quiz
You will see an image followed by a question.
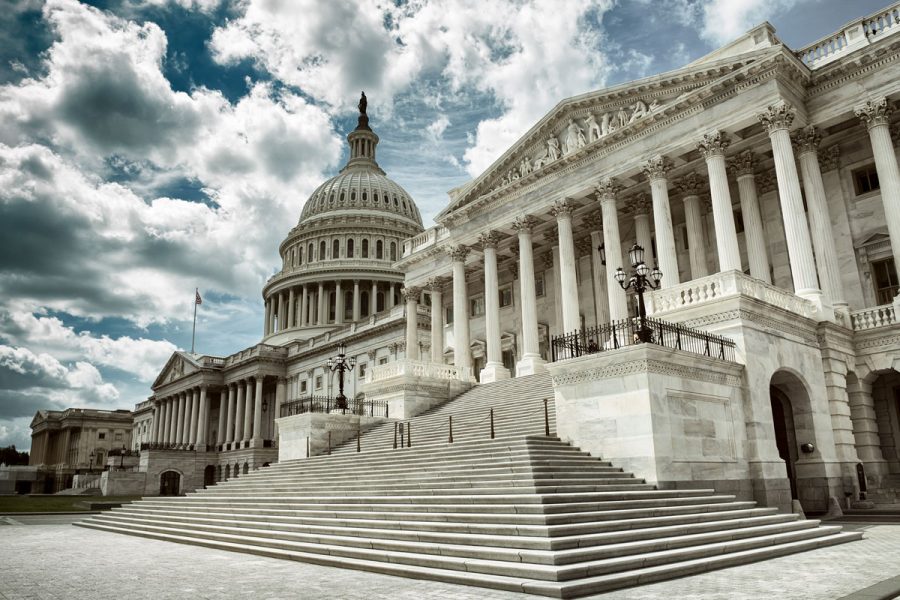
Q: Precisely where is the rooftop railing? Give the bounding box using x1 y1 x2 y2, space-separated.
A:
280 395 389 418
795 1 900 69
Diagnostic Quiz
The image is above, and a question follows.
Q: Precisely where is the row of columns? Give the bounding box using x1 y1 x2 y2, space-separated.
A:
401 97 900 376
264 280 402 335
150 386 210 448
215 377 265 448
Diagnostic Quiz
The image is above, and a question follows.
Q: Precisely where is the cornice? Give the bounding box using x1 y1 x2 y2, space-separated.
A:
551 358 742 387
806 37 900 97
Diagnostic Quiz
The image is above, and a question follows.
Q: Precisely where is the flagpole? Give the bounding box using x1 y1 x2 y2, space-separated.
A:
191 288 198 354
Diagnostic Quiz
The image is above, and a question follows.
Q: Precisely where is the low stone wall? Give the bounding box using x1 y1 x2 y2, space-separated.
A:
100 471 147 496
276 413 391 460
362 361 473 419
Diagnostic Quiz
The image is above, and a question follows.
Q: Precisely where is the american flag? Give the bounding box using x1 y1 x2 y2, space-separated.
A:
195 288 202 305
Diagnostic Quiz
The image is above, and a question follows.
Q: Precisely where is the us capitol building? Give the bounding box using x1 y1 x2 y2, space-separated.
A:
123 9 900 516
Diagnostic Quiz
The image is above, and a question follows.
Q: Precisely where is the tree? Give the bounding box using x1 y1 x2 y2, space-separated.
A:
0 445 29 466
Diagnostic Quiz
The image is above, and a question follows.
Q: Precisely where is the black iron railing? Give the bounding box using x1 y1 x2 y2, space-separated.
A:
280 395 389 418
140 442 197 451
551 317 736 362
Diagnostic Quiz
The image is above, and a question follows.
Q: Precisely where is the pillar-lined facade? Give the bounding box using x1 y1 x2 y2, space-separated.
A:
551 200 581 335
583 212 610 326
428 278 445 363
697 130 742 273
480 231 510 382
643 155 680 286
449 246 472 371
598 178 628 321
676 173 709 280
403 286 421 361
512 216 546 375
252 377 263 445
729 151 771 284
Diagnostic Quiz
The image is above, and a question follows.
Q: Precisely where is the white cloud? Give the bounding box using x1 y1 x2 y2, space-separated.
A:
425 114 450 143
698 0 803 45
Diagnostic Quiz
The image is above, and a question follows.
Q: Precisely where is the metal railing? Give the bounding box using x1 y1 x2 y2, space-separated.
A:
550 317 736 362
280 395 389 418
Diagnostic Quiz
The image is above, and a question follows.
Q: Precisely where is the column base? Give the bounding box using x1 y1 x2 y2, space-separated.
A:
516 355 547 377
479 362 511 383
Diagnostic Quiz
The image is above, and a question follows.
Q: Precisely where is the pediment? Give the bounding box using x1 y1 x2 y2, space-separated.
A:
151 351 200 389
438 44 788 223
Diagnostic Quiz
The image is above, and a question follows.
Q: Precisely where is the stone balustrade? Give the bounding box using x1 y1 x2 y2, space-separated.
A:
850 304 897 331
796 1 900 68
401 225 450 258
366 359 472 384
648 270 816 319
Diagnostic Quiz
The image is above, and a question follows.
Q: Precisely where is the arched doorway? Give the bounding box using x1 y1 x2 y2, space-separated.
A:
242 462 250 475
203 465 215 488
770 370 818 504
770 385 799 499
159 470 181 496
225 464 231 479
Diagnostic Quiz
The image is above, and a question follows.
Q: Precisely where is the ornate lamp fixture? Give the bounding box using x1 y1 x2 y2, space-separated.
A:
613 244 662 342
326 342 356 411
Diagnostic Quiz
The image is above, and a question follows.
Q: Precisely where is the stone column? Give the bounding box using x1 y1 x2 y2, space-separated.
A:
676 174 709 280
197 385 208 448
163 398 174 444
427 277 445 363
848 377 888 476
598 178 628 320
856 98 900 279
758 103 823 308
628 194 653 262
225 384 236 446
287 287 295 329
299 285 308 327
243 379 255 444
274 377 286 440
234 382 245 446
370 281 377 314
480 231 510 381
389 283 396 309
512 216 546 375
317 283 326 325
583 212 610 326
336 281 344 324
551 199 581 334
252 376 263 445
189 387 200 446
793 126 846 315
352 280 361 322
175 392 186 445
277 293 285 332
643 155 680 286
449 246 473 371
402 286 421 361
216 391 227 447
263 299 271 336
697 130 742 272
151 403 161 443
729 151 771 284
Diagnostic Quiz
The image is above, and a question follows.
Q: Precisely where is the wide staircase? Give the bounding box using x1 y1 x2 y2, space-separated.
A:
77 374 861 598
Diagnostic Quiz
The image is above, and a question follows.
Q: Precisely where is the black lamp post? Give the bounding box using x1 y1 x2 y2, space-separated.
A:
119 444 127 470
326 342 356 411
614 244 662 343
88 450 95 473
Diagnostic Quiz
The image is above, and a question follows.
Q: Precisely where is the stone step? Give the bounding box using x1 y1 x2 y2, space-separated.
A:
209 478 649 493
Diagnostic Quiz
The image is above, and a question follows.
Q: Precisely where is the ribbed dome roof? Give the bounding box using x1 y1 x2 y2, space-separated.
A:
298 103 423 228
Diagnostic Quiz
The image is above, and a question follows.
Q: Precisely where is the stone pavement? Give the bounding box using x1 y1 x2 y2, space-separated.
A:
0 517 898 600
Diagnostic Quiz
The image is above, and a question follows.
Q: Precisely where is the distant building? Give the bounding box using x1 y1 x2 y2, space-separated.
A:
28 408 134 493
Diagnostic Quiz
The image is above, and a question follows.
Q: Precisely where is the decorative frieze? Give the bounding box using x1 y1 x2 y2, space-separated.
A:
641 154 673 181
855 97 892 130
728 151 758 177
757 101 795 133
551 358 742 387
791 125 822 156
696 130 730 158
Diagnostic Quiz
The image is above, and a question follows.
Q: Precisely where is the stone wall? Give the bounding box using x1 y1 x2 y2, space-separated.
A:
276 412 391 460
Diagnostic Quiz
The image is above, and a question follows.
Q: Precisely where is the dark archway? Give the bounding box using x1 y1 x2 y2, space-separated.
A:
770 386 799 499
159 470 181 496
225 464 231 479
203 465 215 488
242 462 250 475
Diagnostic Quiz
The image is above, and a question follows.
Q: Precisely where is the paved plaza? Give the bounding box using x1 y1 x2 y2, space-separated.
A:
0 515 897 600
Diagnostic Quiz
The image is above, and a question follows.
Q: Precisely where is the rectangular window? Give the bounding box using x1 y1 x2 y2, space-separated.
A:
358 363 367 378
114 432 123 441
853 164 880 196
469 295 485 317
98 432 106 440
300 380 308 394
499 285 513 308
872 258 899 305
378 357 388 365
535 273 545 297
445 306 453 324
314 375 322 390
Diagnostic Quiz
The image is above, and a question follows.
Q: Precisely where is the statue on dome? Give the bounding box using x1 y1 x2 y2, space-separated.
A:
358 91 368 115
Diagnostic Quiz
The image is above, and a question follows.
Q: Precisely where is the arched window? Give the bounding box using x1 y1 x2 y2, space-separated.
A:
362 191 367 202
308 243 314 261
339 192 345 202
333 239 340 258
362 239 369 258
351 190 356 201
319 240 326 260
298 246 303 265
390 241 397 261
393 196 398 207
347 239 354 258
374 193 379 203
376 240 383 259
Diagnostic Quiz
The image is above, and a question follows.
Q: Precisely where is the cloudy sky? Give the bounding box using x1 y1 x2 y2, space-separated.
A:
0 0 887 452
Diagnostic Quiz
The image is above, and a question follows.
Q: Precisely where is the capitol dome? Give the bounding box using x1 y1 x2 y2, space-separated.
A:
261 94 425 344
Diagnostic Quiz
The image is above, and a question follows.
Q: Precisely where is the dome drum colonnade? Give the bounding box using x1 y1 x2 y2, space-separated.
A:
401 99 900 385
262 99 424 338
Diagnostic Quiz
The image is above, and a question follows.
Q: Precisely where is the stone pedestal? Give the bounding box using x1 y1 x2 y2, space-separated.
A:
361 359 473 420
276 412 390 460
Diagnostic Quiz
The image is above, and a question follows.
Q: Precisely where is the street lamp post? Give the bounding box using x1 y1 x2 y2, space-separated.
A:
119 444 127 470
326 342 356 411
88 450 95 473
613 244 662 343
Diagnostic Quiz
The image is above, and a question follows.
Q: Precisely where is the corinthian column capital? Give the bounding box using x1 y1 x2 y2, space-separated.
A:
674 172 707 196
641 154 673 181
855 97 892 130
697 130 730 158
447 245 470 262
728 150 758 177
425 276 446 291
550 198 576 218
595 176 621 201
511 215 539 233
791 125 822 156
757 101 795 134
478 230 502 249
624 192 652 216
401 286 421 302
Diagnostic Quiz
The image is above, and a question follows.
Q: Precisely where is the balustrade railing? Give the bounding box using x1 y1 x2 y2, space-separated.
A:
550 317 736 362
365 358 474 384
850 304 897 331
795 1 900 68
280 395 389 418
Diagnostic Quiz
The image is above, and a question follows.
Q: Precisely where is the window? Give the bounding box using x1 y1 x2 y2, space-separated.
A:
499 285 513 308
853 164 880 196
390 241 397 261
872 258 899 304
319 240 326 260
469 295 485 317
358 363 367 378
376 240 383 259
535 273 545 297
98 432 106 440
308 243 314 261
362 239 369 258
114 432 123 441
333 239 340 258
298 246 303 265
347 239 354 258
300 380 308 394
315 375 323 390
446 306 454 324
379 357 388 365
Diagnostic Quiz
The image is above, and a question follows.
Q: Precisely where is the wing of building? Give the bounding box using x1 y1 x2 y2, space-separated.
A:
127 9 900 509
